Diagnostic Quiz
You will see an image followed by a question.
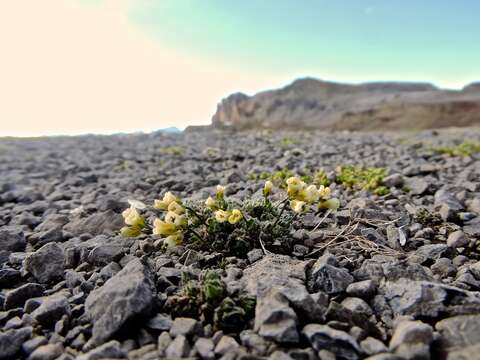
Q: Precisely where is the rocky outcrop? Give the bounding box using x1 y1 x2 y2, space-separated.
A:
211 78 480 130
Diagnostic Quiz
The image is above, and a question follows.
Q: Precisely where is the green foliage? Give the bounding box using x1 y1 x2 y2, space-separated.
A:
335 165 389 195
279 137 301 146
185 198 293 257
159 146 185 156
432 142 480 157
414 208 443 228
164 270 255 333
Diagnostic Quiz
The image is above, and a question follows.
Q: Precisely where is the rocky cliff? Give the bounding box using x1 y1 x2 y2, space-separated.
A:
211 78 480 130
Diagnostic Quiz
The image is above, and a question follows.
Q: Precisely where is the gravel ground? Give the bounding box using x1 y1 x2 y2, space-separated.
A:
1 127 480 360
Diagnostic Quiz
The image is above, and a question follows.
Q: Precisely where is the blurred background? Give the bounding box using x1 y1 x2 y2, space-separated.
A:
0 0 478 136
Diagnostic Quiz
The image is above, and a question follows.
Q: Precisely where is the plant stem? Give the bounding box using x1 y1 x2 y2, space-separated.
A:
187 227 204 242
272 198 289 228
184 205 207 225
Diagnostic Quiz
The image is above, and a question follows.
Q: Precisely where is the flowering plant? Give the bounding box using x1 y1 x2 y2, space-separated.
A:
120 177 340 257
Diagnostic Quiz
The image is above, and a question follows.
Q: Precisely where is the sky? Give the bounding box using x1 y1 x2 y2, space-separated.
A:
0 0 479 136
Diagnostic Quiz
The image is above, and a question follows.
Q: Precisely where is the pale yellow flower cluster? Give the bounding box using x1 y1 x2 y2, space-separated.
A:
214 208 243 224
153 192 187 247
286 176 339 213
120 206 146 237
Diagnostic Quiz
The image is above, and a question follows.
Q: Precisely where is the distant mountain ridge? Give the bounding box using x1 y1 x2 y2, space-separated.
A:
211 78 480 130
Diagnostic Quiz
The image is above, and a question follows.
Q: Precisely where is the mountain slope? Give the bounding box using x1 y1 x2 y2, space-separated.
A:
211 78 480 130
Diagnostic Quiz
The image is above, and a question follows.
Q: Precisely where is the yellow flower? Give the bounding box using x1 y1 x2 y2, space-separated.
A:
263 181 273 197
216 185 225 200
290 200 307 214
163 231 184 248
286 177 305 198
168 201 185 215
154 191 179 210
319 198 340 210
153 218 177 236
164 211 178 224
122 207 145 227
215 209 231 223
205 196 218 210
120 226 141 238
300 185 319 204
228 209 243 224
318 185 331 200
174 214 188 228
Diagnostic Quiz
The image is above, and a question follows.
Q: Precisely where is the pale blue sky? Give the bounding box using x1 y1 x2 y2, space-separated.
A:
0 0 478 136
129 0 479 86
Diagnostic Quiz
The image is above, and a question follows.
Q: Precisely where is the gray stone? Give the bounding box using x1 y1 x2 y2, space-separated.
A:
406 177 430 195
302 324 361 360
165 335 190 358
87 245 125 266
361 337 388 356
146 313 172 331
4 283 44 310
341 297 373 317
157 331 172 357
308 254 354 294
27 343 64 360
444 343 480 360
64 210 124 236
447 231 469 248
389 321 433 350
383 174 403 188
0 327 32 359
77 340 126 360
31 295 71 327
268 351 295 360
194 337 215 360
346 280 377 298
254 289 299 343
0 226 26 253
22 336 48 355
169 317 201 337
214 335 239 355
85 258 156 345
247 249 264 264
435 314 480 354
24 242 64 284
0 267 21 288
382 279 480 317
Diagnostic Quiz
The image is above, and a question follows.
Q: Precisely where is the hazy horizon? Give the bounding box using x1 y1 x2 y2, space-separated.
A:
1 0 478 137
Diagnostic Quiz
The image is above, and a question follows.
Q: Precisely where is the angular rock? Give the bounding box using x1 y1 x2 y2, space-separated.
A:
254 289 299 343
0 327 32 359
31 295 71 327
435 314 480 354
447 231 469 248
308 254 354 294
77 340 126 360
302 324 361 360
23 242 64 284
4 283 44 310
28 343 64 360
85 258 156 345
165 335 190 358
169 317 201 338
0 226 26 253
64 210 124 236
382 279 480 317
